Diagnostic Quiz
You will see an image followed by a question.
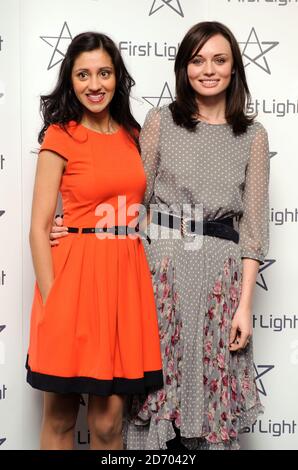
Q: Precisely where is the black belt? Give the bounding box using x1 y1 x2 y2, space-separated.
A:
151 211 239 244
67 225 151 244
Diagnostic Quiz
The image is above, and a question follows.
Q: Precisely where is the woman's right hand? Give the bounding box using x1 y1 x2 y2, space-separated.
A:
50 215 69 246
40 284 53 306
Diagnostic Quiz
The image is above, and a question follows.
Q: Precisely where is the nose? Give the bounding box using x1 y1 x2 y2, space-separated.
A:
203 60 215 76
88 75 102 91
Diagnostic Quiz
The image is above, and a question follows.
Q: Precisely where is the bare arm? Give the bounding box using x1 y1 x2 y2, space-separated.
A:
229 258 259 351
29 150 65 303
238 258 259 311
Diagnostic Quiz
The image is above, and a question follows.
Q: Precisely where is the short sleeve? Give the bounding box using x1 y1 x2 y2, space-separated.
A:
39 124 71 161
239 123 270 264
140 108 161 208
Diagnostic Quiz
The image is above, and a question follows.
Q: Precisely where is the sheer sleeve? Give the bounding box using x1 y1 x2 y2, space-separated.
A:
140 107 161 208
239 123 270 265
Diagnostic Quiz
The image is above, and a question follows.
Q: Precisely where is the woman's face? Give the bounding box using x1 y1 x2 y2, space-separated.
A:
71 48 116 117
187 34 234 100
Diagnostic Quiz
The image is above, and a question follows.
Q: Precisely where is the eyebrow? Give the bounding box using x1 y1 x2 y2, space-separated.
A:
194 53 229 58
74 66 113 73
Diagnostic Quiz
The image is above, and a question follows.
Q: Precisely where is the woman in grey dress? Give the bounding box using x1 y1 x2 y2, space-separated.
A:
51 21 269 450
125 21 269 450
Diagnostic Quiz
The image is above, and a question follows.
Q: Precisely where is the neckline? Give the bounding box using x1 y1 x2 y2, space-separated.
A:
78 122 122 136
197 120 229 127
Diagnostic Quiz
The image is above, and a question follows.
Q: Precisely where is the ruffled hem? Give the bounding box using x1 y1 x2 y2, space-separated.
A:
181 402 264 450
125 402 264 450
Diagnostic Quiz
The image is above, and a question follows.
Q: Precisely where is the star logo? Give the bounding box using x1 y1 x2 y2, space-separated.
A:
0 211 5 217
239 28 279 75
254 364 274 396
269 151 277 159
0 438 6 446
0 325 6 333
40 22 72 70
142 81 174 107
149 0 184 17
257 259 276 291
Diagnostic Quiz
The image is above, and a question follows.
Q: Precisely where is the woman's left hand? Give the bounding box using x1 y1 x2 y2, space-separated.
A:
229 307 252 352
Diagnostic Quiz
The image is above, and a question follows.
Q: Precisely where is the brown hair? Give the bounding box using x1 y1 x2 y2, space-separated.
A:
169 21 254 135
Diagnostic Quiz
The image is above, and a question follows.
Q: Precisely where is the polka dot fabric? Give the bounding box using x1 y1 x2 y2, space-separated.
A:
125 105 270 450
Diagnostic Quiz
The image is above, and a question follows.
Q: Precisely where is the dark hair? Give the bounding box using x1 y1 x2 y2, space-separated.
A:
38 32 140 147
169 21 254 135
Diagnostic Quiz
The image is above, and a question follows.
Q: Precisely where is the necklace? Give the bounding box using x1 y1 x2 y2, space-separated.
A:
101 117 116 134
85 117 117 135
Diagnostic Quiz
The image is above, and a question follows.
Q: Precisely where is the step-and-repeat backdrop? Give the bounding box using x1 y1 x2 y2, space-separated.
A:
0 0 297 450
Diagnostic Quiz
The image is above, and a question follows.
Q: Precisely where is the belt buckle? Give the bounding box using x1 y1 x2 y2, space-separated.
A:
180 217 192 238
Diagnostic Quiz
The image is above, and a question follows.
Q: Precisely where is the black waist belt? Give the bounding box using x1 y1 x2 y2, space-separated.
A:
151 211 239 244
67 225 151 244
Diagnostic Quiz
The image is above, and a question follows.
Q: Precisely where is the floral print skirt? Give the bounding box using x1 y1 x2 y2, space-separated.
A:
125 235 263 450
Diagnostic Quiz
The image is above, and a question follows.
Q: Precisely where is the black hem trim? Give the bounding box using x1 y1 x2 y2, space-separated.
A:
25 355 163 396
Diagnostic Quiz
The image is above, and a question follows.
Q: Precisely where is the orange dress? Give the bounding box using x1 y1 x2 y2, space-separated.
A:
26 121 163 396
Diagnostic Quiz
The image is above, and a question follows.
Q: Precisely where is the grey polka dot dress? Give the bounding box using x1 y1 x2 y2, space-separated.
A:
125 105 270 450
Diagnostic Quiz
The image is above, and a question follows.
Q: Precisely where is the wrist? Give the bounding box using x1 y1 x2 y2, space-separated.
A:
237 302 252 314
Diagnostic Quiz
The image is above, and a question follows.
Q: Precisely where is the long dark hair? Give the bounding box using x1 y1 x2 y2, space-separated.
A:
170 21 254 135
38 32 140 147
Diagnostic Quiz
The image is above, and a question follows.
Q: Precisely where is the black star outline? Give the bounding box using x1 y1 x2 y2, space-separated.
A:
256 259 276 291
142 81 174 107
239 28 279 75
269 151 277 159
0 438 6 446
40 22 73 70
0 211 5 217
254 364 274 396
0 325 6 333
149 0 184 17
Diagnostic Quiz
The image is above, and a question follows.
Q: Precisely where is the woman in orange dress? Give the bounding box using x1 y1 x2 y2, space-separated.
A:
26 31 163 450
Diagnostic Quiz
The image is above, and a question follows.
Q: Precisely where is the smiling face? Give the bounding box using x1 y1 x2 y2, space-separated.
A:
71 48 116 118
187 34 234 100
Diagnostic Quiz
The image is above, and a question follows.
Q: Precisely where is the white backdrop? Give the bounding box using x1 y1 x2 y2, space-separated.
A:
0 0 297 450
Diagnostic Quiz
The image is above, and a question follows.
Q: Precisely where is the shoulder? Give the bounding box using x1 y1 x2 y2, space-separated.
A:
144 105 171 121
142 107 162 133
248 120 269 139
42 121 88 145
40 124 67 152
144 107 161 121
39 121 88 161
42 123 64 139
